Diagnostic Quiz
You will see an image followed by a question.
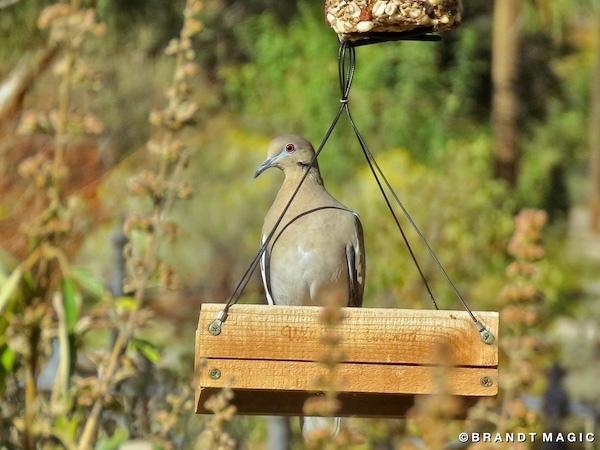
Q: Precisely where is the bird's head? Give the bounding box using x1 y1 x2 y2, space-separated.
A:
254 135 318 179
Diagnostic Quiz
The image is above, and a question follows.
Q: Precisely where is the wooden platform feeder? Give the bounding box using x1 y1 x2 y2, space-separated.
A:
195 303 498 417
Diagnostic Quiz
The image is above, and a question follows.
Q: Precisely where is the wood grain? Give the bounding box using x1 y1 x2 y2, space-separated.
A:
195 303 499 416
197 303 498 367
198 358 497 396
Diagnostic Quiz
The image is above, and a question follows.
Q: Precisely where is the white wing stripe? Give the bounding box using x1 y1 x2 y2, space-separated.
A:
260 235 274 305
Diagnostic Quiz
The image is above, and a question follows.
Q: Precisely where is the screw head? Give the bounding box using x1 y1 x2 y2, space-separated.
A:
209 368 221 380
480 329 495 345
208 320 222 336
480 376 493 387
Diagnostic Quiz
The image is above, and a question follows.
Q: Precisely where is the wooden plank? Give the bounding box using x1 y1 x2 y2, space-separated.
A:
198 358 497 396
197 303 498 367
196 388 482 417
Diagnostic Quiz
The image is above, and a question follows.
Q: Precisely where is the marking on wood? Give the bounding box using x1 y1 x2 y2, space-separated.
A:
197 303 498 367
195 303 499 416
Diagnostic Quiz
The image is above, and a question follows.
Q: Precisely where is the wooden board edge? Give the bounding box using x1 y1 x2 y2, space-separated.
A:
197 358 498 396
195 387 492 418
199 302 499 319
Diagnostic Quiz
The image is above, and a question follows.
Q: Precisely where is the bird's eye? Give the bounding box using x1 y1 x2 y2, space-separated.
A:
285 143 296 153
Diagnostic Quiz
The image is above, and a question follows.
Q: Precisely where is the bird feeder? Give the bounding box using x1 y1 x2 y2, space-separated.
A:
195 303 498 417
194 0 499 419
325 0 463 40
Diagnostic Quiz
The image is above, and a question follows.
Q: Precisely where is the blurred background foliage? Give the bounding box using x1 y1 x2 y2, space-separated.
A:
1 0 600 448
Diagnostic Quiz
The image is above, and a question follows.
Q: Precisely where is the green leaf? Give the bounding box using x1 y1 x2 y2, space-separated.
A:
0 266 23 313
53 414 80 445
54 287 78 404
62 278 79 332
71 267 106 300
95 428 129 450
130 338 160 363
0 346 15 372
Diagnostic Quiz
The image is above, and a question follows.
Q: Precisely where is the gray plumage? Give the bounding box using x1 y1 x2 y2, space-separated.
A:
255 135 365 309
254 135 365 440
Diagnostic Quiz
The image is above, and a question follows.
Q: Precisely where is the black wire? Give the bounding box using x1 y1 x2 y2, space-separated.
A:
268 207 353 260
349 112 479 322
220 39 357 316
221 36 484 327
338 42 480 322
349 34 440 46
264 205 354 301
343 28 441 47
222 104 345 316
338 42 438 310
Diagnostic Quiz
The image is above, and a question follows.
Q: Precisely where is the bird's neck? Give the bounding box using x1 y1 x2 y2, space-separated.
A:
283 166 324 189
272 168 326 214
267 167 328 229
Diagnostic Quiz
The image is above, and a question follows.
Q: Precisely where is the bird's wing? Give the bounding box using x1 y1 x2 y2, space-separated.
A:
346 213 365 307
260 234 275 305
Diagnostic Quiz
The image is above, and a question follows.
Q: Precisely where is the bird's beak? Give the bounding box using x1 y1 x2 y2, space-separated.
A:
254 156 276 179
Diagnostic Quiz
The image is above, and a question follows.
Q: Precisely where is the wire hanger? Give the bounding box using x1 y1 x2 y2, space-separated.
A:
209 32 495 346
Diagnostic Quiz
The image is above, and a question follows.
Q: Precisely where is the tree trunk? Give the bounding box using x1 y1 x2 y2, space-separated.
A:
491 0 521 187
589 12 600 233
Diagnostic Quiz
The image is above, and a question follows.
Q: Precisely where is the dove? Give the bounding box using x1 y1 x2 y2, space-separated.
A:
254 134 365 440
254 135 365 308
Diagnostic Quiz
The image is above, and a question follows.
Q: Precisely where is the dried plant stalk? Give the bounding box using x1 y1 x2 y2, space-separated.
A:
398 343 461 450
197 387 237 450
495 209 546 434
6 1 106 448
467 209 547 448
75 1 205 448
303 293 362 449
324 0 462 39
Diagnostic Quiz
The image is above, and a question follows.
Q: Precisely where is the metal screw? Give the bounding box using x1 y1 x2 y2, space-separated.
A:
208 320 222 336
209 368 221 380
480 329 495 345
480 376 493 387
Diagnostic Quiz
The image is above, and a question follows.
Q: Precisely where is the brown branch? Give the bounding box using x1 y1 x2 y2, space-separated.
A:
0 46 59 125
76 233 155 449
76 1 204 446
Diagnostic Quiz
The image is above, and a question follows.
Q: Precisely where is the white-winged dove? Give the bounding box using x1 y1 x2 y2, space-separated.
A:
254 135 365 308
254 135 366 439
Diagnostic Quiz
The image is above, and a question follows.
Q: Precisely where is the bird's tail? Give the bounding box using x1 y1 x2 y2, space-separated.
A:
300 416 342 441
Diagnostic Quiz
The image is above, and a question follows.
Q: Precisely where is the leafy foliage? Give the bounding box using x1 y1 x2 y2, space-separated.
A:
0 0 597 448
